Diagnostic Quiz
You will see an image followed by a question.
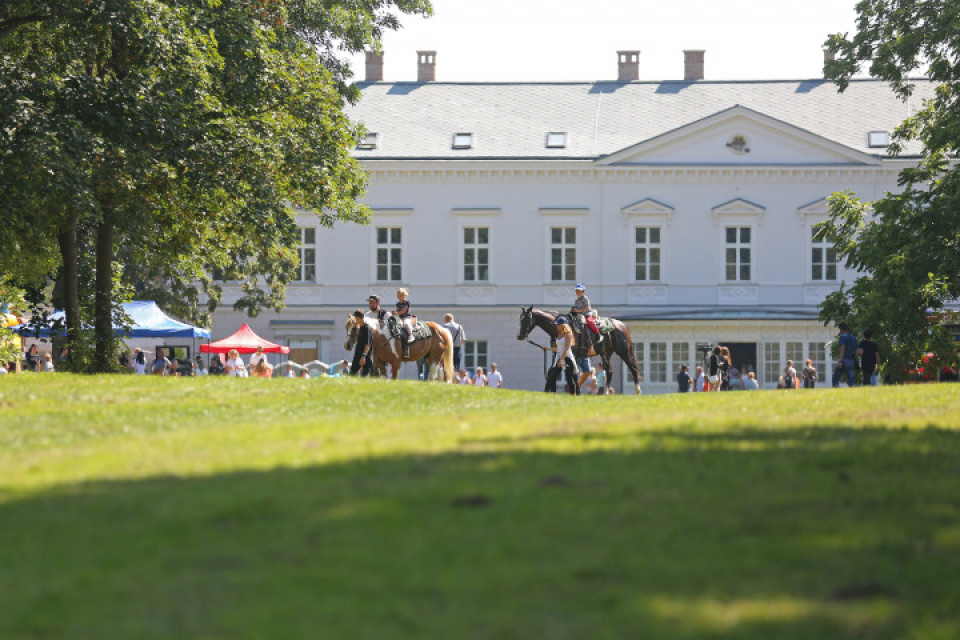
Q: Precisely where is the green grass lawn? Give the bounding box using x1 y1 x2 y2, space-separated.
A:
1 376 959 640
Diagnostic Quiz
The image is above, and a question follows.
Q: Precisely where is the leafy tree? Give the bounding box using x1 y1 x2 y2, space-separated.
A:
0 0 431 370
821 0 960 381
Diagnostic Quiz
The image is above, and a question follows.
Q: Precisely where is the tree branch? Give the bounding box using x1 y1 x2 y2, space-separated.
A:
0 14 53 38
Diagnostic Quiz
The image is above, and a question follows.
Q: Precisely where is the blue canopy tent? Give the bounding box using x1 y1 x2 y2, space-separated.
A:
14 301 210 339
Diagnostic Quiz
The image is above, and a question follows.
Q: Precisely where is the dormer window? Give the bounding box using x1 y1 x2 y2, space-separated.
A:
452 133 473 149
357 132 379 150
546 132 567 148
867 131 890 148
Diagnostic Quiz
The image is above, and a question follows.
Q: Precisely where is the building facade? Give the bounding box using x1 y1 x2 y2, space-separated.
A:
210 52 933 393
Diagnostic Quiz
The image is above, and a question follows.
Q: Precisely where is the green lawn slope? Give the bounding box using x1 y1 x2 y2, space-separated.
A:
1 376 959 639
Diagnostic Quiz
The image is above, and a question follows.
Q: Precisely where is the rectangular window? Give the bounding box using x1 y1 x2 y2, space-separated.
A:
725 226 752 281
463 227 489 282
649 342 667 383
763 342 781 385
297 227 316 282
811 228 837 281
786 342 804 369
546 132 567 148
808 341 826 383
550 227 577 282
635 226 662 281
672 342 690 372
463 340 488 371
376 227 402 282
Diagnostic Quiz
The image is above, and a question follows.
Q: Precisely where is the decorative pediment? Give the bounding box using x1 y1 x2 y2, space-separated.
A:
621 198 675 226
797 197 831 225
711 198 766 226
597 105 882 167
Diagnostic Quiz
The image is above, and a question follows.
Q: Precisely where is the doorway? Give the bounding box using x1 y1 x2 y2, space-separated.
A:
724 342 757 375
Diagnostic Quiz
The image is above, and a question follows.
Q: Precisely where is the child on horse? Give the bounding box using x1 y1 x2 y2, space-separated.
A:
396 288 414 344
570 284 601 356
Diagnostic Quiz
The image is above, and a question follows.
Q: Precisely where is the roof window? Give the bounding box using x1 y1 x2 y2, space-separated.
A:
452 133 474 149
357 132 379 150
546 132 567 148
867 131 890 148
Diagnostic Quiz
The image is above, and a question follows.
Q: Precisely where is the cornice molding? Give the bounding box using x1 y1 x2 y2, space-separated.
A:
362 164 902 184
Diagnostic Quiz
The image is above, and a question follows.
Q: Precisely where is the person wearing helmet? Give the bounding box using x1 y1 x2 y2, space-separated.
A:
570 284 602 356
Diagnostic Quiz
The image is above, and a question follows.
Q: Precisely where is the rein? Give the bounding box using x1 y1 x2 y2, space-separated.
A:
523 337 556 380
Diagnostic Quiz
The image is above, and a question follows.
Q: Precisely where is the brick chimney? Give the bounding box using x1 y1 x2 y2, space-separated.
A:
417 50 436 83
684 50 705 81
365 51 383 82
617 51 640 82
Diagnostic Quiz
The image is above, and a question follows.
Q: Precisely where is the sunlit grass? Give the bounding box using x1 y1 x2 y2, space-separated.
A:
1 376 959 639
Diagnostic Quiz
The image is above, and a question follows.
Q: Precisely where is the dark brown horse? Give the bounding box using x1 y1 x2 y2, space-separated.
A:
516 306 642 394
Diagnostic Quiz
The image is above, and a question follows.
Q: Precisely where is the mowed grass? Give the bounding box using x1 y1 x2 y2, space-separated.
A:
1 376 959 640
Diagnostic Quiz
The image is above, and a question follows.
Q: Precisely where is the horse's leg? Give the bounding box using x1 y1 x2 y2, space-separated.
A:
618 331 642 395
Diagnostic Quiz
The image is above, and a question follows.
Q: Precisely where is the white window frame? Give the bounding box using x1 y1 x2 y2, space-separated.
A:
452 133 474 149
375 226 403 283
724 225 753 282
763 342 781 385
463 340 488 371
546 132 567 148
810 227 838 282
634 226 662 282
648 341 668 383
712 199 764 284
296 227 316 283
461 226 490 283
549 225 578 283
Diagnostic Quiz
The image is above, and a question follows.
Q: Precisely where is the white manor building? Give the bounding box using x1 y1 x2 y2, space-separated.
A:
210 50 934 393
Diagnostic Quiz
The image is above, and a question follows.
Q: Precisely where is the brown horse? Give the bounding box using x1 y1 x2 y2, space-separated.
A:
344 315 455 382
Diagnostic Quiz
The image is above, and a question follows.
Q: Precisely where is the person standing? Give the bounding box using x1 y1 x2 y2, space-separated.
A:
782 359 799 389
132 348 147 375
694 365 705 392
473 367 488 387
677 364 691 392
365 295 387 326
349 310 375 377
24 344 39 372
708 346 721 390
596 363 607 395
152 348 170 375
802 358 818 388
543 317 579 395
442 313 466 373
832 322 859 388
487 362 503 388
858 330 880 386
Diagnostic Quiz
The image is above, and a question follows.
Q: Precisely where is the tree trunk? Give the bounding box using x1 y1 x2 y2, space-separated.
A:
57 214 79 367
94 215 115 372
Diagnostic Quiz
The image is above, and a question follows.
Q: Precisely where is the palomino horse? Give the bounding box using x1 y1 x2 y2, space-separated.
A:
344 315 455 382
516 306 642 395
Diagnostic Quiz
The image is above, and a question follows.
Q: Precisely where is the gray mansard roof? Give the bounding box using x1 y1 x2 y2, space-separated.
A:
347 79 935 160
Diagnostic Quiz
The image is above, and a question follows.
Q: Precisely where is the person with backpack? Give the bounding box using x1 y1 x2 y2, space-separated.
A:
782 359 799 389
802 358 818 388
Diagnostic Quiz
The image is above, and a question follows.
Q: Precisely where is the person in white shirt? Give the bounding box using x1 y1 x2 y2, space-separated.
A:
473 366 488 387
487 362 503 388
458 369 471 385
248 345 265 370
225 349 245 377
194 355 207 376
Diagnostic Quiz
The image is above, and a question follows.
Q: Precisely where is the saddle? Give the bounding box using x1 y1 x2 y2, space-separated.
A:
386 316 432 342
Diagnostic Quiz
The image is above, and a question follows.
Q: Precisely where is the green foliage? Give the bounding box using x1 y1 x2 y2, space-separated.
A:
821 0 960 380
0 0 432 353
1 378 960 639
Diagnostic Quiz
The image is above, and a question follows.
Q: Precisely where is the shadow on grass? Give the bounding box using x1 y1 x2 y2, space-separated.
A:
1 426 959 640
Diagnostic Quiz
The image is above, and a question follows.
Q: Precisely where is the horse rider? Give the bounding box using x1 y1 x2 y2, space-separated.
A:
570 283 601 356
395 288 414 344
349 309 374 376
542 316 580 395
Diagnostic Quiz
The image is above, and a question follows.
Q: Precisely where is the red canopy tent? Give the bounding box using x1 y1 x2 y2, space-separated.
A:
200 323 290 355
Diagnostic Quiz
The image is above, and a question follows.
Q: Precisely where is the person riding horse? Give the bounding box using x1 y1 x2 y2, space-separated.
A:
570 284 602 357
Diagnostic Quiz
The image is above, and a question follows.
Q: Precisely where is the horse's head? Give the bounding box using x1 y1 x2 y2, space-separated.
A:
344 315 359 351
516 305 536 341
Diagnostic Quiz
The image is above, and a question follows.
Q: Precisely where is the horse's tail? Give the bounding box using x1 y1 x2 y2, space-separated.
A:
441 327 455 383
